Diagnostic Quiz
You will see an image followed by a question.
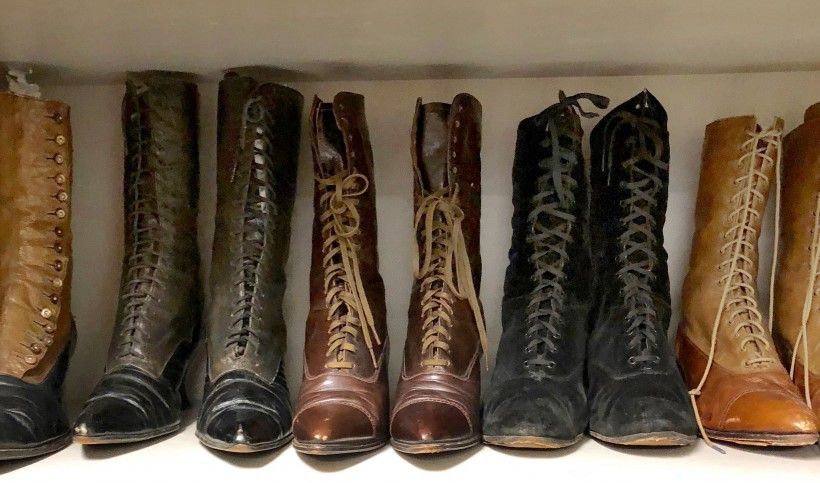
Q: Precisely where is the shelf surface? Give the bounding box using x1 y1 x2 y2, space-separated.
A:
1 0 820 83
1 423 819 483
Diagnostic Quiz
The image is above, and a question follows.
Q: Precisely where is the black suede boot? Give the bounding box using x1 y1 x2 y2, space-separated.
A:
587 90 696 446
483 92 608 449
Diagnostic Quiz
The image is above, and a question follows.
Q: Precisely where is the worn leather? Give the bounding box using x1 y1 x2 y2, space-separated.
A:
773 102 820 417
197 73 303 450
292 93 389 452
390 94 483 449
678 115 818 440
588 91 696 442
0 91 74 457
75 72 201 442
483 93 607 445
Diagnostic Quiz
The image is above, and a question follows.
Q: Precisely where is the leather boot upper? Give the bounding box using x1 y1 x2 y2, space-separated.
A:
75 72 201 440
293 92 389 448
197 72 303 450
0 89 74 455
678 115 818 439
587 91 696 441
773 102 820 417
483 92 608 444
391 94 486 447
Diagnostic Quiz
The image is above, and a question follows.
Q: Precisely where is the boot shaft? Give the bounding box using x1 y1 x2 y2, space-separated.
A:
499 92 607 379
403 93 485 377
681 115 783 372
304 92 387 378
108 71 201 379
206 73 303 383
0 91 72 383
774 102 820 375
589 91 672 366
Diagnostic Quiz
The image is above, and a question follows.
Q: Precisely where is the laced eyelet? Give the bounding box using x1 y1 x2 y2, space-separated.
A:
628 356 637 365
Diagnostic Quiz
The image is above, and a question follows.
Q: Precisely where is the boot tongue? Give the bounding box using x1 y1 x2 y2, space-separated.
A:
417 103 450 191
315 102 347 177
805 102 820 123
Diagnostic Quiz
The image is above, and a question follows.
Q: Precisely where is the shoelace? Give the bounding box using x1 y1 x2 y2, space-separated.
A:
413 186 488 367
604 111 668 365
523 92 608 375
318 171 379 369
690 125 782 451
117 93 160 360
226 96 277 356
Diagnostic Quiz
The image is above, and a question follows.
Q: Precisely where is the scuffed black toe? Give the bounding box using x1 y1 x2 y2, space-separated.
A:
74 367 181 444
483 379 586 447
197 368 291 453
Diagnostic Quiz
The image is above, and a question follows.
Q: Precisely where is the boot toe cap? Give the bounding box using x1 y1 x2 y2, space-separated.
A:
722 390 819 435
483 388 585 441
200 405 289 448
293 404 375 443
391 400 474 443
74 396 155 437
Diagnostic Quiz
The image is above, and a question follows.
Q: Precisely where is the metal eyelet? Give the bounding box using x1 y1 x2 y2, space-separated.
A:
56 191 68 202
40 308 53 319
55 174 66 185
52 260 63 271
51 278 63 288
49 112 64 124
54 227 64 237
54 135 66 146
628 356 637 365
49 294 59 304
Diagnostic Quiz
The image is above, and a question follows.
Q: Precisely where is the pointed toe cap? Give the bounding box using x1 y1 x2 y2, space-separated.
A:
74 396 154 438
723 390 819 436
293 403 375 443
390 401 473 443
200 406 290 448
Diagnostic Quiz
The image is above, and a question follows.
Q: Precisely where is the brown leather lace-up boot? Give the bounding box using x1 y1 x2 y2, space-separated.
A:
390 94 488 454
772 102 820 419
678 115 819 447
0 87 74 460
292 93 389 455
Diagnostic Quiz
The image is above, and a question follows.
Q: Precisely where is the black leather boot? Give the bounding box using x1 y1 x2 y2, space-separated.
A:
196 72 303 453
74 72 201 444
587 90 696 446
483 92 608 449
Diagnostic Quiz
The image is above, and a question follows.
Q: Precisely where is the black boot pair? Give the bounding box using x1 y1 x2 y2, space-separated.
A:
74 71 302 453
483 91 696 448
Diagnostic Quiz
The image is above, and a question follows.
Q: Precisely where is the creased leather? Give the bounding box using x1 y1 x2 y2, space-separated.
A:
293 92 389 449
390 94 483 446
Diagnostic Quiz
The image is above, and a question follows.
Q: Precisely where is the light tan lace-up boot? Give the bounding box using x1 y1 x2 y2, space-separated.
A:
772 102 820 420
677 115 819 447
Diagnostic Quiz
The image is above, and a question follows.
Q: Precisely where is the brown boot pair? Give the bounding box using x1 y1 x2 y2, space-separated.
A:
678 103 820 447
292 92 486 455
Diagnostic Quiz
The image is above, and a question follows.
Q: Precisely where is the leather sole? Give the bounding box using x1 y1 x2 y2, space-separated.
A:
483 433 582 449
196 430 293 453
0 433 72 461
293 435 387 455
590 430 696 447
73 421 180 445
391 434 480 454
704 429 819 447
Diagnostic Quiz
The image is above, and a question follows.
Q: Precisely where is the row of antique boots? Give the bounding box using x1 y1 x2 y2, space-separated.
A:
0 70 819 460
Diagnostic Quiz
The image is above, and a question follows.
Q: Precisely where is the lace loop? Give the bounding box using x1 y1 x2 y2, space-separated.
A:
318 171 379 369
413 186 488 367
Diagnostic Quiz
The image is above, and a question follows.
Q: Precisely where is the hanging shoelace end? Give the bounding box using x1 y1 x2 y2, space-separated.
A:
688 391 726 454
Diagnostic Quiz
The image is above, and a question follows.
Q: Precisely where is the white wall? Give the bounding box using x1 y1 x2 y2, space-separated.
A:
47 70 820 414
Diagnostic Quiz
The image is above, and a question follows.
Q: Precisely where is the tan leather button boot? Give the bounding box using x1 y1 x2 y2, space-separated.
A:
390 94 488 454
0 86 74 460
292 93 389 455
678 115 819 447
772 102 820 420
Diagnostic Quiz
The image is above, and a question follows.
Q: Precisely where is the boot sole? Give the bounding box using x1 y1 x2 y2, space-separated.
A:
483 434 582 449
704 429 819 447
196 430 292 453
391 434 480 454
293 435 387 455
0 433 72 460
590 430 696 447
73 421 180 445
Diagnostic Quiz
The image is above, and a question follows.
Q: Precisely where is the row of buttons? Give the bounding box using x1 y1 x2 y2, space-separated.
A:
25 111 69 365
